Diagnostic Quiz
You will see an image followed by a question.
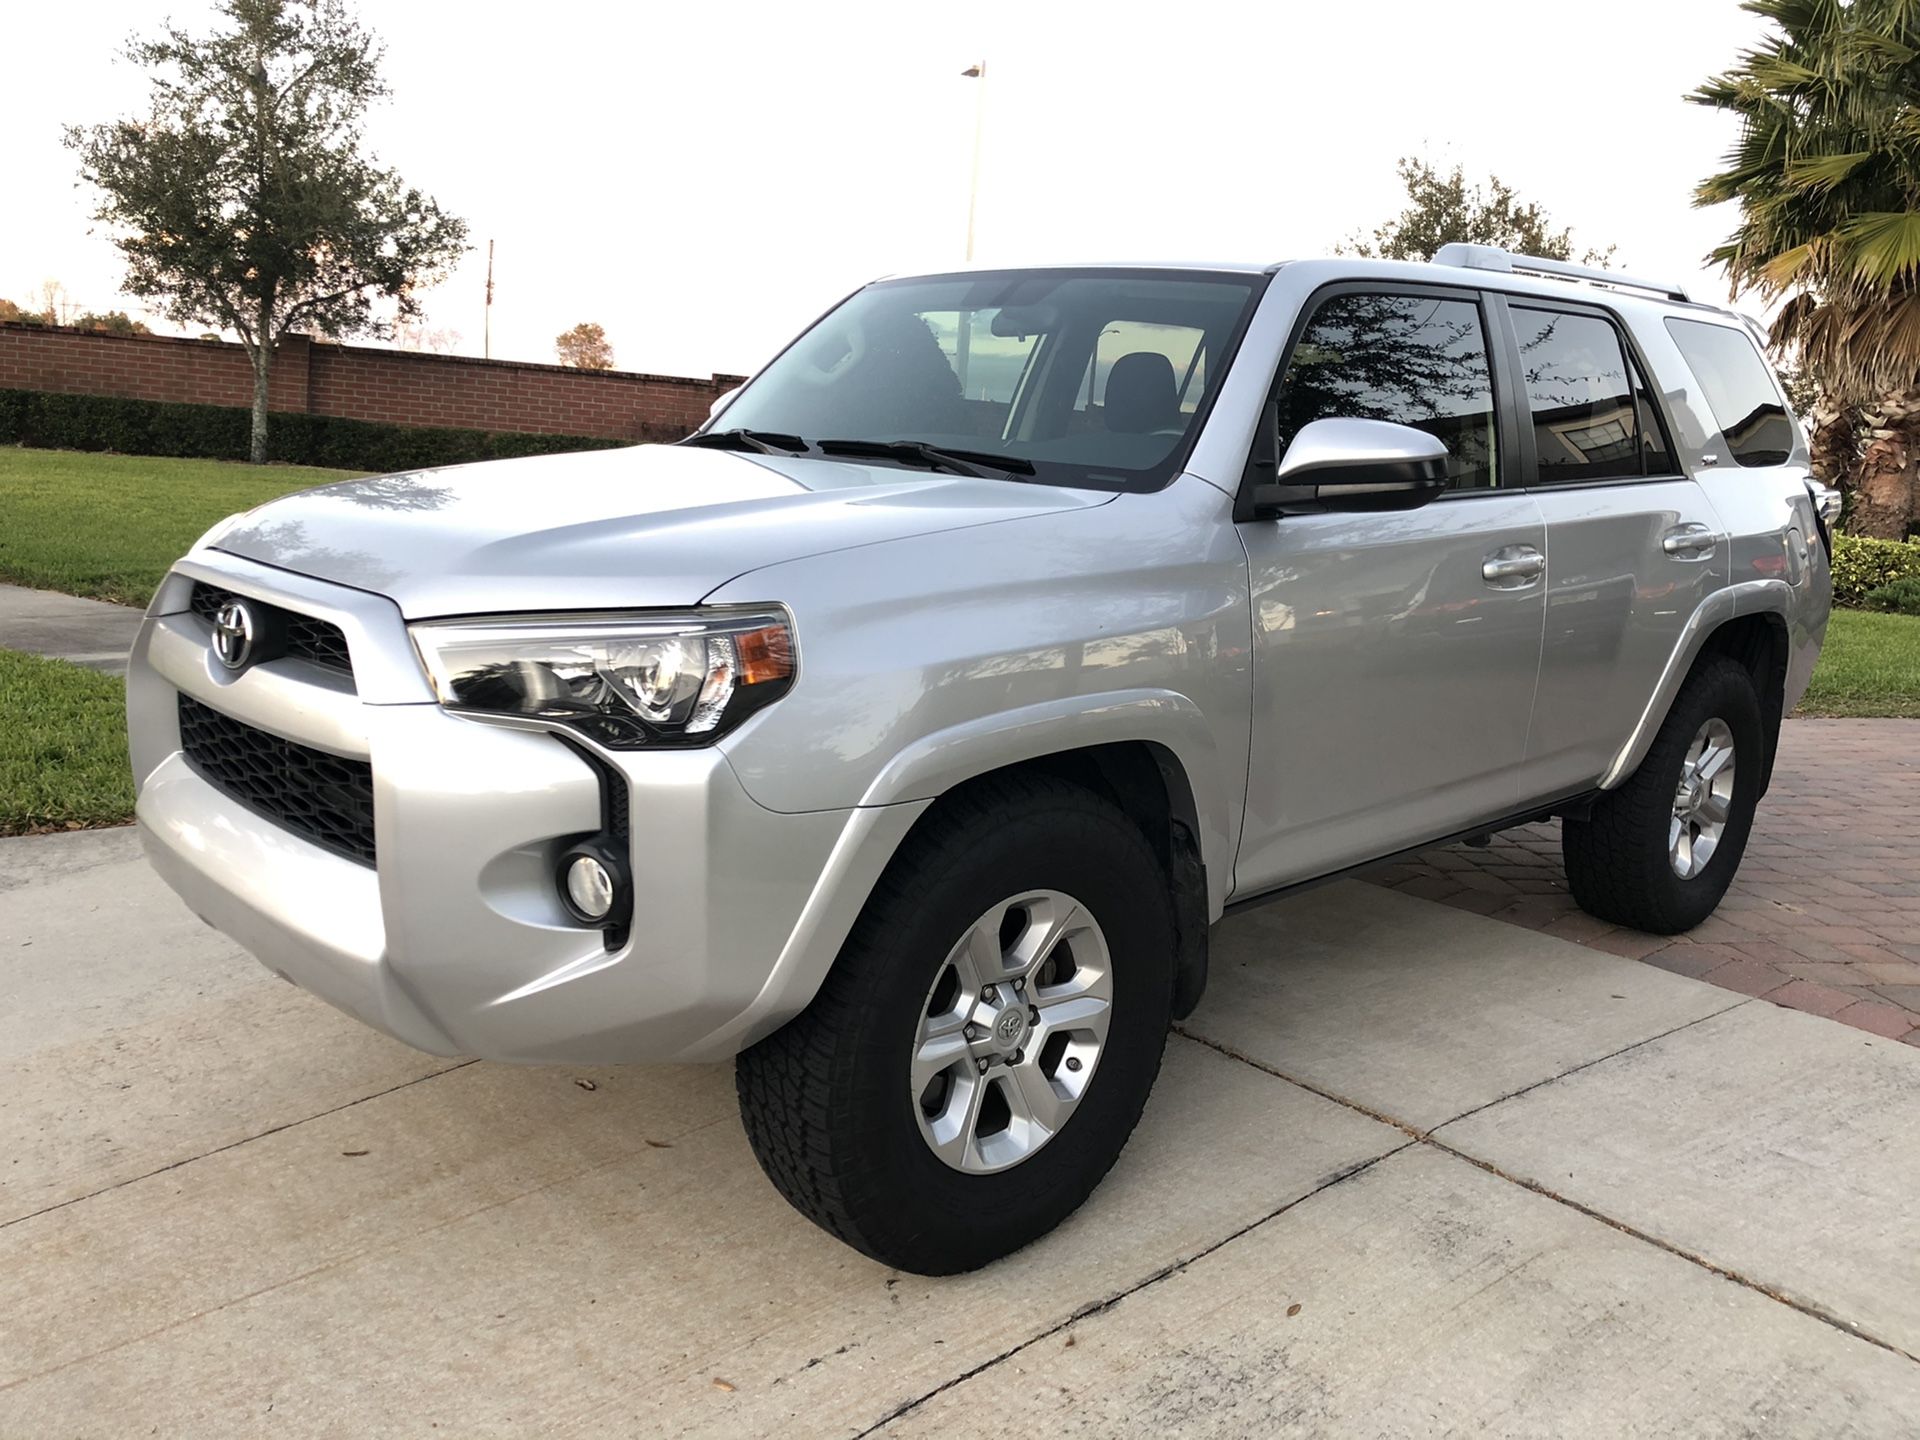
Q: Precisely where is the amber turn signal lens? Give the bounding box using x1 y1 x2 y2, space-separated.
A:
737 624 794 685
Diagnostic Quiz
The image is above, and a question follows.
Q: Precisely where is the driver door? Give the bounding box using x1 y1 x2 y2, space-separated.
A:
1232 285 1547 895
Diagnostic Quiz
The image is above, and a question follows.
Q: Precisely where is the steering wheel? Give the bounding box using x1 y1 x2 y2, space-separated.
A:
795 319 866 387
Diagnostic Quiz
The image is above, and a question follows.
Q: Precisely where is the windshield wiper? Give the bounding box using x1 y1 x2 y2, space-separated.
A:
815 438 1038 479
678 428 809 455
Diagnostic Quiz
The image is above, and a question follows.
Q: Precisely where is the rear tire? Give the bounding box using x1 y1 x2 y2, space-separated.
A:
735 774 1175 1275
1563 655 1763 934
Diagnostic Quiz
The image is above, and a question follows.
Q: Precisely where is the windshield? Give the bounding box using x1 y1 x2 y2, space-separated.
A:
710 268 1266 489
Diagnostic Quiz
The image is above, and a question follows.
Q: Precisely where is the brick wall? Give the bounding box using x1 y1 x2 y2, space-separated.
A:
0 322 745 441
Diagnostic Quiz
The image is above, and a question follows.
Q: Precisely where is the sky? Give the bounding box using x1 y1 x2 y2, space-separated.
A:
3 0 1769 381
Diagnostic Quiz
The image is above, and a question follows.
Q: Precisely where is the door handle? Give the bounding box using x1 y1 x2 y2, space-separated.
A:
1661 525 1717 557
1482 546 1545 584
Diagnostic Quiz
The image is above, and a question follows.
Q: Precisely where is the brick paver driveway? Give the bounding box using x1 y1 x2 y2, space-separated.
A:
1369 719 1920 1045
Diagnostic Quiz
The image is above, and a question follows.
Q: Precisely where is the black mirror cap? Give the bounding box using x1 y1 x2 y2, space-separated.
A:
1248 454 1448 517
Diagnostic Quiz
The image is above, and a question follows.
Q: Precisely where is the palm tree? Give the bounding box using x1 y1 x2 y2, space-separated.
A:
1692 0 1920 538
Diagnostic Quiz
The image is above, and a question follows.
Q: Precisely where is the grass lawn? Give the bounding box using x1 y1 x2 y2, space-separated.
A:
0 447 359 607
0 649 136 836
1797 608 1920 718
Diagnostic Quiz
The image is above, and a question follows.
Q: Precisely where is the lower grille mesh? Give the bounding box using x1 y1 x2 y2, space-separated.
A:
178 695 377 866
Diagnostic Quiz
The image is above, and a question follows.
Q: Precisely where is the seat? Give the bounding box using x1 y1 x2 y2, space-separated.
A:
1103 352 1180 433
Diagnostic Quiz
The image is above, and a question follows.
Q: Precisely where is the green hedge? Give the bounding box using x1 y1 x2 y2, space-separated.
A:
0 388 664 473
1864 576 1920 616
1832 532 1920 607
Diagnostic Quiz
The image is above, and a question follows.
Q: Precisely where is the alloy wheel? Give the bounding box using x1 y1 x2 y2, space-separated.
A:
910 889 1112 1173
1670 717 1736 880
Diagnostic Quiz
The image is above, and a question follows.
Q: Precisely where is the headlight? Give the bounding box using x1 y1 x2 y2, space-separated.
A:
410 608 795 747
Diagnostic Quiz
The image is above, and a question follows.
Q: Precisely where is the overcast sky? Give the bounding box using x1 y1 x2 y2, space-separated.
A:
4 0 1768 380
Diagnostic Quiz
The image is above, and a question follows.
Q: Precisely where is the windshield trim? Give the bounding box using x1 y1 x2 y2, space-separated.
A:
692 266 1277 495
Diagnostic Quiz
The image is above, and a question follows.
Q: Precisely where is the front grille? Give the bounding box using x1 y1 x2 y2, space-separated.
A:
178 695 377 866
190 583 354 677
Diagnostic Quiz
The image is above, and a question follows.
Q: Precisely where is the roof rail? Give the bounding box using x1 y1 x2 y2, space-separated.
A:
1432 242 1689 304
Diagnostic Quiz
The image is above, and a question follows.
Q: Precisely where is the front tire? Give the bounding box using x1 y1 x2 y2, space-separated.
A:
735 774 1175 1275
1563 655 1764 934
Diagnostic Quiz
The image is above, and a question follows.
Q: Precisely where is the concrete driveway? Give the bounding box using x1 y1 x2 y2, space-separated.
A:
4 829 1917 1436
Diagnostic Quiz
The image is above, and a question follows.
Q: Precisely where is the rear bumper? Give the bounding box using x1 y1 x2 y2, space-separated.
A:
1781 532 1832 717
131 555 925 1064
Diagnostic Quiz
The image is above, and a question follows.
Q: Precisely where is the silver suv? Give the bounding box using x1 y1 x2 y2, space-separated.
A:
128 247 1833 1274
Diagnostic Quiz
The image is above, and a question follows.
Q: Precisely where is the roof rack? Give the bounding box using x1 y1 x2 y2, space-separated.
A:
1432 242 1689 304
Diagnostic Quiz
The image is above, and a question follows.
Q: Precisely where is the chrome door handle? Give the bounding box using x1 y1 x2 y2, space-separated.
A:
1661 525 1717 557
1482 547 1545 584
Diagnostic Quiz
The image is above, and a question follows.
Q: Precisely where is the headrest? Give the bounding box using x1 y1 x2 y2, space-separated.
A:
1103 351 1180 433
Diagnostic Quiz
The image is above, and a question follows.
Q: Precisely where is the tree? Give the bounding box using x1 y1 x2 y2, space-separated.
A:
65 0 468 463
1692 0 1920 539
74 310 155 335
395 319 461 353
1342 157 1614 265
556 322 614 370
28 279 78 326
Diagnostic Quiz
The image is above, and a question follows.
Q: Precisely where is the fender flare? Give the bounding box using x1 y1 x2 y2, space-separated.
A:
689 688 1234 1059
856 688 1235 916
1599 579 1794 790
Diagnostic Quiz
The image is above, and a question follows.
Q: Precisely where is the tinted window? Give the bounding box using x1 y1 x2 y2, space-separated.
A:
1512 307 1644 482
1666 318 1794 467
1277 292 1498 490
1631 352 1676 475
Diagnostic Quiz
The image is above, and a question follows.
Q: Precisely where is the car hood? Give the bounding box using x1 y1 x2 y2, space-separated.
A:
211 443 1114 617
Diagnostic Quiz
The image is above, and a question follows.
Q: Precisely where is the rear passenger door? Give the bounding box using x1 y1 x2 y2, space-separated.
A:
1494 297 1727 801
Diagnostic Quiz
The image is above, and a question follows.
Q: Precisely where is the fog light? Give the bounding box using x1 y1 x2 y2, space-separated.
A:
564 854 615 922
557 838 630 933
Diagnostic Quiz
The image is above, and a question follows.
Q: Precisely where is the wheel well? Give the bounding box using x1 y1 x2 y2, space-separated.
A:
909 742 1211 1018
1002 742 1198 866
1694 613 1788 793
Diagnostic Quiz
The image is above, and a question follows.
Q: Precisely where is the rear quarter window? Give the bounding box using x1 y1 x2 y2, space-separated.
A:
1664 318 1794 467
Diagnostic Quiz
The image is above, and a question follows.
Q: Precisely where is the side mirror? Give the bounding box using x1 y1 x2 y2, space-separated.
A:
1244 415 1450 518
708 385 742 422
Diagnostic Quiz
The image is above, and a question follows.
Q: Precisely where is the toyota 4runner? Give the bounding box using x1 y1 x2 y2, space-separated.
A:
128 246 1834 1274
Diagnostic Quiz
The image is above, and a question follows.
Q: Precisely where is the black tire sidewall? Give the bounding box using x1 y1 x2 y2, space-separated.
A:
822 790 1173 1269
1619 659 1764 927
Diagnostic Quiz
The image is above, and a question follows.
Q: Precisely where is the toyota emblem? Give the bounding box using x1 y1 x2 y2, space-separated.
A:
212 600 255 670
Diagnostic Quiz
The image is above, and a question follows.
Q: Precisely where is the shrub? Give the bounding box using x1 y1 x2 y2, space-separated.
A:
0 388 680 473
1863 576 1920 616
1830 532 1920 607
71 311 154 336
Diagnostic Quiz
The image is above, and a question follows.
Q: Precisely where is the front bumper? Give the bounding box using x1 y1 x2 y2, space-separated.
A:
130 554 924 1064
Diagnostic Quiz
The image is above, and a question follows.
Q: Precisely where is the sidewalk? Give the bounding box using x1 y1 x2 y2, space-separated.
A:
1369 717 1920 1045
0 583 142 674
